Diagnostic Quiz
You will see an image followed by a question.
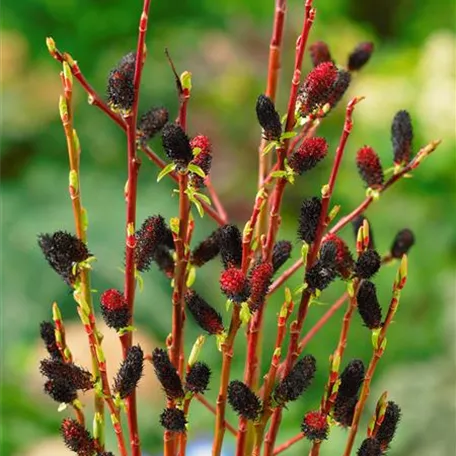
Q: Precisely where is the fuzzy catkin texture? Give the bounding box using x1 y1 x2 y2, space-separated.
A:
352 216 375 250
298 197 322 244
289 137 329 175
185 290 224 335
40 321 62 360
107 52 136 112
333 394 358 427
357 438 382 456
61 418 95 456
356 146 384 189
191 229 221 267
152 245 175 276
38 231 90 287
113 345 144 399
327 69 352 109
220 267 250 304
273 355 316 405
347 42 374 72
138 106 169 142
305 260 337 292
298 62 339 115
44 379 77 404
161 123 193 168
135 215 173 272
322 234 354 279
227 380 262 421
355 249 381 279
376 401 401 448
391 229 415 258
159 408 187 433
100 289 130 330
217 224 243 269
338 359 365 397
151 348 184 400
40 358 93 391
392 110 413 165
190 149 212 188
190 135 212 155
272 240 293 273
309 41 332 67
185 361 211 394
256 94 282 141
357 280 382 329
301 410 329 441
248 261 273 311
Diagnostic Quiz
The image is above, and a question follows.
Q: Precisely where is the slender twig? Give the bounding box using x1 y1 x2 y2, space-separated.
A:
273 433 305 455
342 257 407 456
205 177 229 224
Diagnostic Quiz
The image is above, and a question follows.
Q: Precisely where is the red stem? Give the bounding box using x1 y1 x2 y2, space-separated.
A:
273 433 305 455
205 177 228 224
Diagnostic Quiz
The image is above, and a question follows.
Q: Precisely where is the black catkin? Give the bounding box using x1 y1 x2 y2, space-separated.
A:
138 106 169 142
347 42 374 72
301 410 329 442
61 418 96 456
113 345 144 399
391 229 415 258
357 438 382 456
38 231 91 286
357 281 382 329
355 249 381 279
185 290 224 335
338 359 365 398
40 321 61 360
376 401 401 448
273 355 316 404
151 348 184 400
44 379 77 404
272 240 293 273
161 123 193 168
392 110 413 165
255 94 282 141
298 197 322 244
217 224 243 269
191 229 221 267
159 408 187 433
107 52 136 112
40 358 93 391
227 380 262 421
185 362 211 394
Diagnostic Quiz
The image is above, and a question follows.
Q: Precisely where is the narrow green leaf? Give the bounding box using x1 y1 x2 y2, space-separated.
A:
157 163 176 182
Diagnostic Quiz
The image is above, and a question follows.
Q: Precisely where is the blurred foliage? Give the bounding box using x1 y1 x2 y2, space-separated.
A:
1 0 455 455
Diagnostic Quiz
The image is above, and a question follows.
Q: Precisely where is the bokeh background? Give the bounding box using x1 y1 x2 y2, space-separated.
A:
2 0 455 455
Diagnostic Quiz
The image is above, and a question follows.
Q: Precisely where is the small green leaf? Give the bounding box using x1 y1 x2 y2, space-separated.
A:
192 198 204 217
192 147 202 157
261 141 276 156
186 265 196 287
194 192 212 205
170 217 180 235
240 302 252 326
180 71 192 91
117 325 136 336
188 164 206 178
157 163 176 182
271 170 287 179
280 131 297 140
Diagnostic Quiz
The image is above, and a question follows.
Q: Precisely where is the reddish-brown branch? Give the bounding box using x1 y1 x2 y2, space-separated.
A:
205 177 229 224
273 433 305 455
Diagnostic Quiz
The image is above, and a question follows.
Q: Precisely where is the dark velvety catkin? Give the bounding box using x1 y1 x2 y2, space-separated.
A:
191 229 221 267
61 418 96 456
333 394 358 427
272 240 293 273
309 41 332 67
113 345 144 399
391 229 415 258
161 123 193 168
288 137 329 175
357 438 382 456
376 401 401 448
185 362 211 394
273 355 316 404
356 146 384 188
305 260 337 292
355 249 381 279
392 110 413 165
159 408 187 433
338 359 365 398
138 106 169 142
352 216 375 249
357 280 382 329
38 231 91 286
301 410 329 441
322 234 354 279
100 288 130 330
217 224 243 269
327 69 352 109
40 321 61 360
347 42 374 71
185 290 224 335
227 380 262 421
135 215 173 272
255 94 282 141
40 358 93 391
152 245 175 276
298 197 322 244
151 348 184 400
44 379 77 404
107 52 136 112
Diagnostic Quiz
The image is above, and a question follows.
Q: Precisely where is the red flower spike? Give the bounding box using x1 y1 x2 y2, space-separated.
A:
100 289 126 311
289 137 329 175
298 62 339 115
323 234 354 279
220 267 250 304
356 146 384 189
249 262 273 312
60 418 96 456
301 410 329 441
309 41 333 67
190 135 212 155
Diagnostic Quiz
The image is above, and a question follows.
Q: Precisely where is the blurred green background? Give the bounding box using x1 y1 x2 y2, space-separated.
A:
2 0 455 455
